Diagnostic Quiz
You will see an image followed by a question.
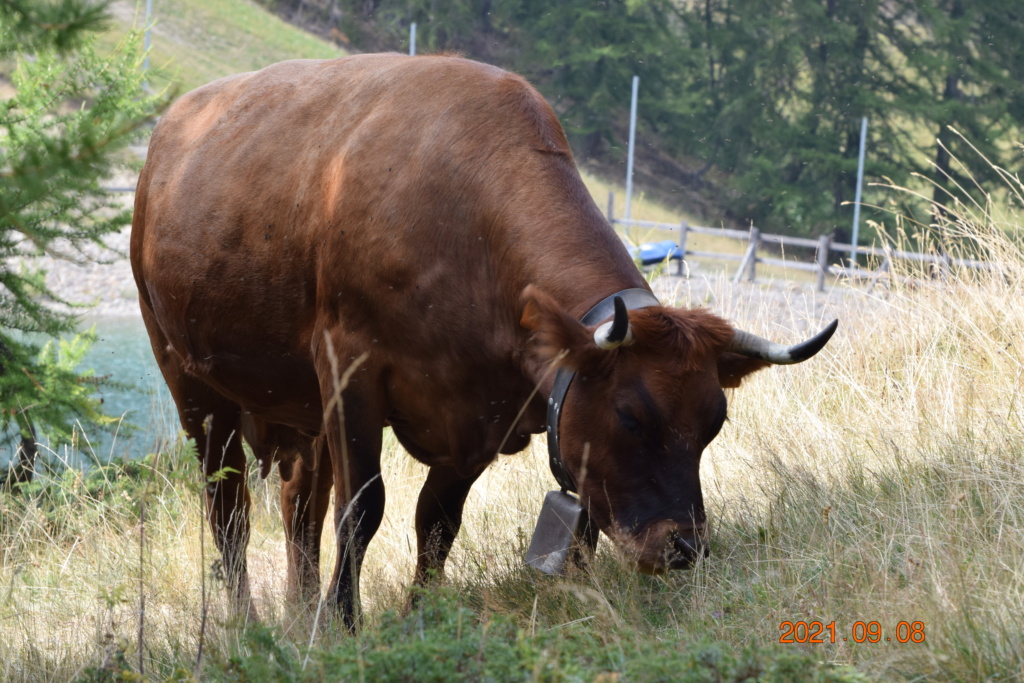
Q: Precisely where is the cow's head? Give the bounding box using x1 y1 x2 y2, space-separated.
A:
521 286 836 573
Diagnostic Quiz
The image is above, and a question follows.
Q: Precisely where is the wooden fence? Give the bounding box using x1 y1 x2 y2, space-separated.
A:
606 195 991 292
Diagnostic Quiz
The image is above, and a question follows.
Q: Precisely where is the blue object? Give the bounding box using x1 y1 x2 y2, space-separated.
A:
627 240 682 265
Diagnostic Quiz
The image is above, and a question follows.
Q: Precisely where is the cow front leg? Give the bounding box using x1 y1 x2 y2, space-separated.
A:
413 465 482 586
281 442 333 608
326 450 384 632
314 331 391 630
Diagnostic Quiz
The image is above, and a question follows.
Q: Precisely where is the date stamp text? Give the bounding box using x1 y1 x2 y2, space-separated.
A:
779 621 925 644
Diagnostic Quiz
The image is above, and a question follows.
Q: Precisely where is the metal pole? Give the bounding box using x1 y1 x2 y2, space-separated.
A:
624 75 639 221
850 116 868 269
409 22 417 56
815 234 831 292
676 221 688 277
143 0 153 72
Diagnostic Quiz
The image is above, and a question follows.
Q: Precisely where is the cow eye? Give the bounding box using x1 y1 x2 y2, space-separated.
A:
616 407 641 433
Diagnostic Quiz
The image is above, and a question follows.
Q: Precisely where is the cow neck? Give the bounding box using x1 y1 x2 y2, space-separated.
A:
545 288 661 493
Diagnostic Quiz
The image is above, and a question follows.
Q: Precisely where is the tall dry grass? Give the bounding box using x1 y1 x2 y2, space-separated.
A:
2 144 1023 680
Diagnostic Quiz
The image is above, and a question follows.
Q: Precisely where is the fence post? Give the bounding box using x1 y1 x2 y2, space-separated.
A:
607 191 614 225
867 247 891 295
733 226 760 283
940 252 952 283
746 227 760 281
675 223 692 278
815 234 831 292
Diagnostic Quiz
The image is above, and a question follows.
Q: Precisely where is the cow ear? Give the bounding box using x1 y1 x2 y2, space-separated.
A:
717 352 770 389
520 285 597 370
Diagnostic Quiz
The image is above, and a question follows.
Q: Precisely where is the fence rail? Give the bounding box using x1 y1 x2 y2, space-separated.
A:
607 195 991 292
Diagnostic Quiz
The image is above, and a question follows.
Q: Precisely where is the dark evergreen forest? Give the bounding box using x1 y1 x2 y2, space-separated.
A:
256 0 1023 237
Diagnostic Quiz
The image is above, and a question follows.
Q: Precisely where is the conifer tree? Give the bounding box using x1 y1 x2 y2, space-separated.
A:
905 0 1024 223
1 0 163 481
250 0 1024 239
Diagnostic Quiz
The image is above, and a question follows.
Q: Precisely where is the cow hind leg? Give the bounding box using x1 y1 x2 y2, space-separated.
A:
168 377 253 615
280 441 333 608
198 405 254 616
412 465 482 587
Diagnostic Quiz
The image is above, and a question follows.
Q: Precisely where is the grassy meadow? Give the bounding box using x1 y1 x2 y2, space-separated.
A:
4 161 1024 680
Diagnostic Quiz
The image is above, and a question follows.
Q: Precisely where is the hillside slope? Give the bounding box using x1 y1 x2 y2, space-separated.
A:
104 0 343 93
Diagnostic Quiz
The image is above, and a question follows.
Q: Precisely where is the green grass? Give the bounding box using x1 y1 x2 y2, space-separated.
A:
193 591 868 682
0 451 874 682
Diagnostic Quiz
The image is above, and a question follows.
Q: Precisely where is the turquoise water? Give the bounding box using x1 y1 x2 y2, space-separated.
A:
83 316 178 457
1 317 178 470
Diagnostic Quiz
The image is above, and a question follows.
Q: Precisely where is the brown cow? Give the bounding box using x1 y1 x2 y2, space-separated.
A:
130 53 836 628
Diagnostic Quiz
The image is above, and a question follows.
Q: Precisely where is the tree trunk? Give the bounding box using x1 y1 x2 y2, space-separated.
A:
12 430 38 483
931 0 965 228
931 74 961 226
480 0 492 33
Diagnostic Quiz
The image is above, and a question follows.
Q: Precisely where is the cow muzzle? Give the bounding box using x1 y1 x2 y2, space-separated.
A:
618 519 709 573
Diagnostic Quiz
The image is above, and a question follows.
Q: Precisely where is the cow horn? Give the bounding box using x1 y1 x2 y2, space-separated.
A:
727 319 838 364
594 296 634 349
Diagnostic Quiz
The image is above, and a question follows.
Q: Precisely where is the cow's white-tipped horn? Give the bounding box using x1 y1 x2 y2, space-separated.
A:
727 319 838 364
594 296 634 349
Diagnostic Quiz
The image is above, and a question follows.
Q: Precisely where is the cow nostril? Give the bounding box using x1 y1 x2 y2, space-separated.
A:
672 534 696 556
669 532 708 566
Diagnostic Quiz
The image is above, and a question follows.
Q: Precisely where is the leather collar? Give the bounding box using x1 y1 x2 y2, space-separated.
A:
545 288 661 492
